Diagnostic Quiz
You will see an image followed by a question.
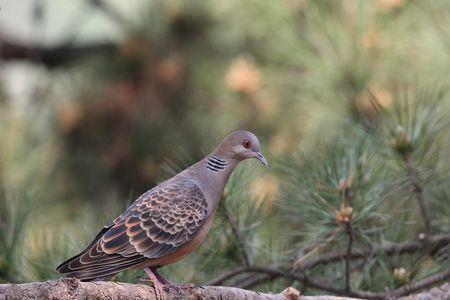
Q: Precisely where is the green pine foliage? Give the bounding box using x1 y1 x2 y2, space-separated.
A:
278 89 450 293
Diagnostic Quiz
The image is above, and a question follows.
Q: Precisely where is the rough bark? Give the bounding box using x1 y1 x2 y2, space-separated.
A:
1 279 449 300
405 282 450 300
0 278 356 300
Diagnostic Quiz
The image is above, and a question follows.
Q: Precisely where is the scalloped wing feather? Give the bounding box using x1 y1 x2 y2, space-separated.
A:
101 178 208 258
56 177 209 281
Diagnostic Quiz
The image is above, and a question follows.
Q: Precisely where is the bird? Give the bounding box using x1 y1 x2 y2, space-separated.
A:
57 130 267 299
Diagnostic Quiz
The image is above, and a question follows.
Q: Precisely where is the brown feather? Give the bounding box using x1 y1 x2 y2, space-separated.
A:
57 178 208 279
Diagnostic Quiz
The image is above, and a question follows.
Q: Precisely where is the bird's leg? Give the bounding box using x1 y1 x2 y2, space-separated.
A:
153 271 173 285
143 266 198 299
143 267 195 296
144 267 166 300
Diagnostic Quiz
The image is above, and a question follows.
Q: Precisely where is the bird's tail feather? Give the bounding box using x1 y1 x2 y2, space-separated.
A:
61 256 146 281
56 226 146 281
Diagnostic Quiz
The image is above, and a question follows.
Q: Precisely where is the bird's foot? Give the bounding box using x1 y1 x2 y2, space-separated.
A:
143 267 167 300
142 267 197 299
162 283 196 295
163 282 196 290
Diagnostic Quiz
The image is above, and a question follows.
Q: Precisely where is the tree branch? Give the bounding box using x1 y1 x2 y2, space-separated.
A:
344 221 353 292
294 232 450 270
223 205 252 267
388 268 450 298
238 273 276 289
402 153 431 233
0 278 359 300
207 266 250 286
207 264 450 299
1 274 449 299
405 282 450 300
0 38 117 68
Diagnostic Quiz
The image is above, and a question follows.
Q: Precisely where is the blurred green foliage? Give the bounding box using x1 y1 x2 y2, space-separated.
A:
0 0 450 296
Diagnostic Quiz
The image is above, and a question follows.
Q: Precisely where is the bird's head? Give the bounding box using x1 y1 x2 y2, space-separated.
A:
214 131 267 166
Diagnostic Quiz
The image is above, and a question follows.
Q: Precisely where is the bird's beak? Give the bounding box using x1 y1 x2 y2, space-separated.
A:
256 152 268 166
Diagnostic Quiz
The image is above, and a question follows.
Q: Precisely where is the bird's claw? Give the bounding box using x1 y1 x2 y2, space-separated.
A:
137 276 151 283
163 282 196 292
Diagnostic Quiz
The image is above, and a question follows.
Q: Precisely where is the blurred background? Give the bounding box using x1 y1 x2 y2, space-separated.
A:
1 0 450 296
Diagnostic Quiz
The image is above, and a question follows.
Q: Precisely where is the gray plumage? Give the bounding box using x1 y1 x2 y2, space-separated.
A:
57 130 266 281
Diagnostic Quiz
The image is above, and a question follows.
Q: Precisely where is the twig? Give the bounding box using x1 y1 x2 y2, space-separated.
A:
211 233 450 296
388 268 450 298
402 154 431 233
207 266 249 286
209 264 283 288
237 274 274 289
292 231 338 272
406 282 450 300
239 266 346 295
294 232 450 270
341 178 355 292
231 266 379 298
209 266 363 297
344 222 353 292
223 205 252 267
207 263 450 299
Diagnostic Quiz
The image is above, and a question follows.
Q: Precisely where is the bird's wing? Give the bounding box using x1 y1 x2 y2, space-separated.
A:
101 177 209 258
57 177 209 281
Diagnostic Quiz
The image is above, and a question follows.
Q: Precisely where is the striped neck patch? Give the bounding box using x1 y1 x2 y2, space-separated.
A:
204 155 227 172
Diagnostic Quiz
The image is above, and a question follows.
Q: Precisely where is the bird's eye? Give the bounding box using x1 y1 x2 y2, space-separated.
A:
243 140 251 149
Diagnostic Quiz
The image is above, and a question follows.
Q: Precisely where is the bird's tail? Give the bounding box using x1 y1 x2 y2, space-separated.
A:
56 226 146 281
